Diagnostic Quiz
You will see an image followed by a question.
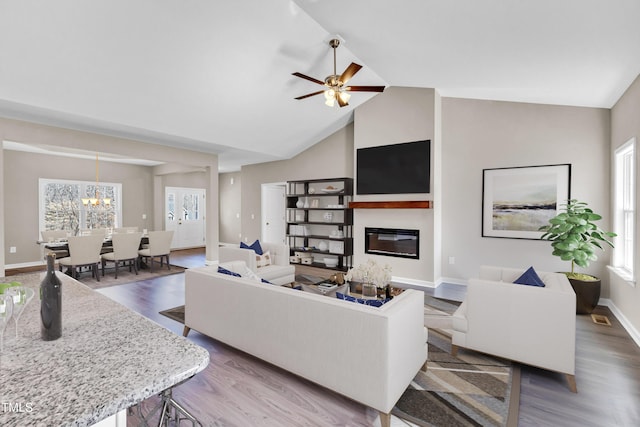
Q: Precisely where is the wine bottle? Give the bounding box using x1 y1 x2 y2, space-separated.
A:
40 252 62 341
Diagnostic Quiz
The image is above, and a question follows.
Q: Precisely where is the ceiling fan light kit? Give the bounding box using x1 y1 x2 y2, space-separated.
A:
293 38 384 108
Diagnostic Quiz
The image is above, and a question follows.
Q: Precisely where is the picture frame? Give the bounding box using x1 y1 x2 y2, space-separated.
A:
482 164 571 239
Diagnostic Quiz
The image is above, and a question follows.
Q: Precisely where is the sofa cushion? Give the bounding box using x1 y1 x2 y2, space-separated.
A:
256 251 272 268
336 292 391 308
217 266 241 277
514 266 546 287
240 239 263 255
254 263 294 281
240 265 274 285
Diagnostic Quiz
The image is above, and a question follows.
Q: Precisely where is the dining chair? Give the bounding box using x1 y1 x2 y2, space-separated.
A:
101 232 143 278
58 234 105 281
138 230 174 272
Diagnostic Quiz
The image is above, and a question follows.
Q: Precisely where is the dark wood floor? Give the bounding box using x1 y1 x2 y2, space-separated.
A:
97 249 640 427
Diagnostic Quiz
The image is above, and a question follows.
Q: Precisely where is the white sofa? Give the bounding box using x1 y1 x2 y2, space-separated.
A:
219 242 295 285
184 264 428 427
452 265 577 392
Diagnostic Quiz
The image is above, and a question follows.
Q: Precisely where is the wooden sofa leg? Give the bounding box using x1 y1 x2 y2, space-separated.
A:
566 374 577 393
379 411 391 427
183 326 191 337
451 344 459 357
421 361 428 372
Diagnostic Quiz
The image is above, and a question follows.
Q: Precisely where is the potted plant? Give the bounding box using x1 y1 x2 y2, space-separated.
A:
539 199 616 314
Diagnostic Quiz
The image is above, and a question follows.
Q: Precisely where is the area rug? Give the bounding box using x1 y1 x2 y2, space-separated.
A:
392 328 519 427
72 264 186 290
159 304 185 324
160 296 520 426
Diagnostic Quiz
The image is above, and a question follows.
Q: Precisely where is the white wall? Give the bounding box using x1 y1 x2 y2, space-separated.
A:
609 73 640 337
440 98 611 287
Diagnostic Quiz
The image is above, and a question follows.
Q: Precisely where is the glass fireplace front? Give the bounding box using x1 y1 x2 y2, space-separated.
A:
364 227 419 259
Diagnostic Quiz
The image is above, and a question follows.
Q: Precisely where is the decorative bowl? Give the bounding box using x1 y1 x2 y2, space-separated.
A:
323 257 338 268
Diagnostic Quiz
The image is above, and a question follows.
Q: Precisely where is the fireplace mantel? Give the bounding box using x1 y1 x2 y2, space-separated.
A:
348 201 432 209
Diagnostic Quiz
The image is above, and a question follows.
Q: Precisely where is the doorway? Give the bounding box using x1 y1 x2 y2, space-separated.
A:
165 187 206 249
261 183 286 244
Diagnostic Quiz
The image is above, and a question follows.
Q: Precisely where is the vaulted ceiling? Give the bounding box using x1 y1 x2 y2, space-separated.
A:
1 0 639 171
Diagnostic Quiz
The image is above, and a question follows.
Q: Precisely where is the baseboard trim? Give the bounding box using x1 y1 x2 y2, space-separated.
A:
392 275 437 289
437 276 468 287
599 298 640 348
5 260 46 270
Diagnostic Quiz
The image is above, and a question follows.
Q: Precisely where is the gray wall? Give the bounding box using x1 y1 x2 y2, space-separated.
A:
238 123 354 243
440 98 611 285
219 171 242 244
0 116 220 273
609 74 640 334
353 87 438 285
3 150 154 265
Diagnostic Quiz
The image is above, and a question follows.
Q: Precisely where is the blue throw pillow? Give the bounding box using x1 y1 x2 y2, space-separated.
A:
336 292 391 307
240 239 263 255
513 266 545 287
217 266 241 277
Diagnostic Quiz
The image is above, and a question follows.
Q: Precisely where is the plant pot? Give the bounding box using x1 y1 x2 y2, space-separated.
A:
568 277 601 314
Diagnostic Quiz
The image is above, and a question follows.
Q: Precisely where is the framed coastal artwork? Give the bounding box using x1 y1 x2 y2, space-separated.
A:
482 164 571 239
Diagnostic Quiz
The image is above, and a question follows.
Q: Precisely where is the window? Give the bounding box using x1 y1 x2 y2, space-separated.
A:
613 138 636 283
39 178 122 235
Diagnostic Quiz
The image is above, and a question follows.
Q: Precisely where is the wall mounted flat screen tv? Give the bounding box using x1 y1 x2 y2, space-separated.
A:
356 140 431 194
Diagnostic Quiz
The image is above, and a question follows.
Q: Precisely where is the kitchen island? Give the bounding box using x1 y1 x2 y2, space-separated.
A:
0 271 209 426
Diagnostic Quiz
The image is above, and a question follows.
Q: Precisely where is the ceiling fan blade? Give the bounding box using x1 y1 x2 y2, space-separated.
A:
292 72 325 86
339 63 362 85
345 85 385 93
294 90 325 100
337 95 349 108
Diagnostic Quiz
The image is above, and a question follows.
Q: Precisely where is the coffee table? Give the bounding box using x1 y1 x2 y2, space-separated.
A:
300 281 349 297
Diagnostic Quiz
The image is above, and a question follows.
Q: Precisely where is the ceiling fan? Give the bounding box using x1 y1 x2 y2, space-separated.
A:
292 38 385 107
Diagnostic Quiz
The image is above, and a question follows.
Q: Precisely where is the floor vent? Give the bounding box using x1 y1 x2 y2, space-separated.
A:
591 314 611 326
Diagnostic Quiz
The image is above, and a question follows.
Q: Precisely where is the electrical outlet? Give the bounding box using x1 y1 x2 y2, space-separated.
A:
448 256 455 265
9 246 16 253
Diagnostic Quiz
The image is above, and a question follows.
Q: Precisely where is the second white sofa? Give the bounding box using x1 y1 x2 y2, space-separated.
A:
452 265 577 392
184 264 428 427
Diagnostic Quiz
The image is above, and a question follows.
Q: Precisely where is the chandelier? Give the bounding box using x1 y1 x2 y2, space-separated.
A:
81 154 111 207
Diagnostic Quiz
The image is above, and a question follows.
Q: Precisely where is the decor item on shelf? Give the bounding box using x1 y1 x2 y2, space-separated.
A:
296 198 304 208
40 252 62 341
323 212 333 222
318 241 328 252
308 187 316 194
345 259 392 290
321 185 343 194
303 197 309 208
539 199 616 314
311 199 319 208
292 38 384 108
323 257 338 268
81 153 111 207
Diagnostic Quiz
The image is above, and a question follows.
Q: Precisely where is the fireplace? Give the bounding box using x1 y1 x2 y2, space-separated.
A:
365 228 419 259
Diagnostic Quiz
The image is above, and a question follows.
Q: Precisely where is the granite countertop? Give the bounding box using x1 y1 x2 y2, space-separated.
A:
0 272 209 427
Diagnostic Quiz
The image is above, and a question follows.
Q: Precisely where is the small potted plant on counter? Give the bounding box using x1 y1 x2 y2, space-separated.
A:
539 199 616 314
